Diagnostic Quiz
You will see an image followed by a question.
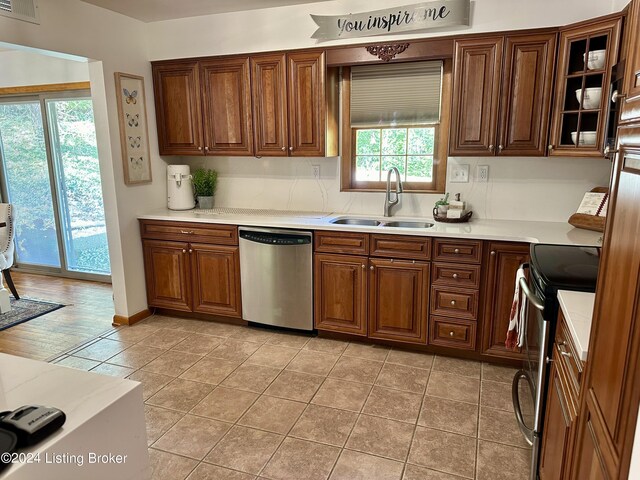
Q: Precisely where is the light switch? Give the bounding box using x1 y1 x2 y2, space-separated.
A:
450 164 470 183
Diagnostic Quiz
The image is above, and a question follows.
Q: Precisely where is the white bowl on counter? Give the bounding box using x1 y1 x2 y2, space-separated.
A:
571 131 597 146
575 87 602 109
583 49 606 70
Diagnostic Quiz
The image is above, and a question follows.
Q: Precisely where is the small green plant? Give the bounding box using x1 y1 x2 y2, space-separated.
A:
435 193 450 208
192 168 218 197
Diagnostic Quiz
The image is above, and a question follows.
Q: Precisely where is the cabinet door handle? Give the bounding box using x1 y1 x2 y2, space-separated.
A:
489 144 495 153
548 144 554 153
454 248 460 254
449 331 455 337
490 251 496 256
180 230 194 235
361 264 366 269
289 146 294 151
197 147 202 151
611 90 626 103
370 265 374 270
281 146 286 151
498 145 503 152
188 249 193 253
450 300 456 306
182 249 186 253
452 273 459 279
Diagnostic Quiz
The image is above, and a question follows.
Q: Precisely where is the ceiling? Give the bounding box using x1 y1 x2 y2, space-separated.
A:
80 0 332 22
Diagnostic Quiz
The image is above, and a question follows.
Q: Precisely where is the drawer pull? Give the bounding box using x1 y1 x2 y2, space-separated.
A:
449 331 455 337
452 273 459 279
454 248 460 254
361 264 365 269
370 265 374 270
490 251 496 256
560 351 572 358
558 342 572 358
188 249 193 253
182 249 186 253
180 230 195 235
450 300 456 306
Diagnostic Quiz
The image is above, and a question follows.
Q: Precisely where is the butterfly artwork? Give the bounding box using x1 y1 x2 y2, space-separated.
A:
129 156 144 170
128 135 141 148
126 113 140 127
123 88 138 104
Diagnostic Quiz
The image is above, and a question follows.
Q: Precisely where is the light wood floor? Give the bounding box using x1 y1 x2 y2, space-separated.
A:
0 271 115 361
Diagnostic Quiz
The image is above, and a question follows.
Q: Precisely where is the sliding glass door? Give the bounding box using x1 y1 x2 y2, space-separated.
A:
0 92 110 279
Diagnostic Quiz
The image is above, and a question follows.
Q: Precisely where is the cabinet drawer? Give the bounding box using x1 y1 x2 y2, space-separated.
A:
140 220 238 245
370 234 431 260
430 316 477 350
432 262 481 288
315 231 369 255
556 311 583 396
433 239 482 264
430 286 479 320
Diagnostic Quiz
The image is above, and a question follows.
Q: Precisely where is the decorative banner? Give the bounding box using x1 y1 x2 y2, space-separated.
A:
311 0 470 40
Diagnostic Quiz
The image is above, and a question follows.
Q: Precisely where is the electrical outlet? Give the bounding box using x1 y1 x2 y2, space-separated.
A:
450 164 470 183
312 165 320 179
477 165 489 182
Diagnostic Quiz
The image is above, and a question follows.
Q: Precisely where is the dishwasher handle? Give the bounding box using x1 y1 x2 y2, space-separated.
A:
239 229 311 246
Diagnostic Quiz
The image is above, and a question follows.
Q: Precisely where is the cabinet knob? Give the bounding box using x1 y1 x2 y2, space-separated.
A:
182 249 186 253
197 147 202 151
188 249 193 253
498 145 503 152
204 146 209 151
281 146 286 151
611 90 627 103
489 144 495 152
452 273 459 279
289 146 294 151
490 251 496 256
454 248 460 254
370 265 374 270
548 144 554 153
450 300 456 306
449 331 455 337
180 230 194 235
361 264 366 269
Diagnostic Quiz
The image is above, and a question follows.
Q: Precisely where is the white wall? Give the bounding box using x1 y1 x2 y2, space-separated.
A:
0 50 89 87
0 0 167 318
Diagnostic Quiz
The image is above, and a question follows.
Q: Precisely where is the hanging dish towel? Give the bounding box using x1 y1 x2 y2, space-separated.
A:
505 267 527 350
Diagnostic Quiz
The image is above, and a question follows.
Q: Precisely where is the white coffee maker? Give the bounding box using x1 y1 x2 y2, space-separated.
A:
167 165 195 210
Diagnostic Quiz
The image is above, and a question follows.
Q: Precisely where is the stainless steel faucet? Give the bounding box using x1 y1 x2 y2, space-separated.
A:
384 167 403 217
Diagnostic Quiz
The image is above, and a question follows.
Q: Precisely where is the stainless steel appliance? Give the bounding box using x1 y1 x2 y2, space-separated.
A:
238 227 313 331
513 244 600 480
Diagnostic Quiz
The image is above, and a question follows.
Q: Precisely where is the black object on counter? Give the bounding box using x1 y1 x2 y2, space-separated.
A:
0 405 66 447
0 428 18 472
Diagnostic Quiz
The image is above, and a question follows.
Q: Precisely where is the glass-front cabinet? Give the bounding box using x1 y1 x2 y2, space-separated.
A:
549 15 622 157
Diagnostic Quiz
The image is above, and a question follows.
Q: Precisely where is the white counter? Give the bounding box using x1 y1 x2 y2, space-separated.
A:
138 207 604 246
0 354 149 480
557 290 596 361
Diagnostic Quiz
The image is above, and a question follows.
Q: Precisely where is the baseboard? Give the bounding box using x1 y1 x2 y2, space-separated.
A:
112 309 152 326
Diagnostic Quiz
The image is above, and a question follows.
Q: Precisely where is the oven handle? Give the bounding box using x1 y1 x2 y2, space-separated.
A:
519 263 544 311
512 369 535 446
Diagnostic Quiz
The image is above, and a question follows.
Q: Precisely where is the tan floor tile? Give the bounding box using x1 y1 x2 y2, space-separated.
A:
127 370 173 400
221 364 281 393
205 425 283 474
172 334 224 355
433 356 481 379
311 378 371 412
191 386 258 422
142 350 203 377
346 414 414 461
289 404 358 447
144 405 184 446
264 370 324 402
153 414 231 460
107 344 164 369
408 427 476 479
209 340 261 362
107 324 156 344
403 464 468 480
195 321 243 337
304 337 349 354
343 342 390 362
479 407 531 448
476 440 530 480
262 437 340 480
74 338 127 361
55 356 100 370
246 344 299 368
418 396 478 437
138 328 191 349
147 378 214 412
180 357 241 385
90 362 135 378
187 462 256 480
329 356 383 384
148 448 198 480
426 371 480 405
230 328 274 344
481 363 518 383
363 386 423 423
286 350 339 376
480 380 513 411
376 363 430 393
330 449 403 480
386 349 434 370
238 395 306 434
266 332 311 349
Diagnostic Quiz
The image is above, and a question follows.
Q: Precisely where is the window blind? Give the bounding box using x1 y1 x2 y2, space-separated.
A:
350 60 443 128
0 0 11 12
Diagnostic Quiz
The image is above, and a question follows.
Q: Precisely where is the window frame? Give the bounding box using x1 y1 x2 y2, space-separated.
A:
340 60 451 193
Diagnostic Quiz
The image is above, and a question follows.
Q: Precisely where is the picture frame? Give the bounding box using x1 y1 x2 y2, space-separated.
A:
114 72 152 185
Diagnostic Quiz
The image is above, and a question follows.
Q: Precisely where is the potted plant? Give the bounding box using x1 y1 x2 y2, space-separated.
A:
192 167 218 209
435 193 450 215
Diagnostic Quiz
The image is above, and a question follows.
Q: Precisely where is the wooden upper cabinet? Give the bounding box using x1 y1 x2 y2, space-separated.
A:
287 51 326 157
450 37 503 156
498 33 556 156
620 0 640 124
152 61 204 155
251 53 288 156
200 56 254 156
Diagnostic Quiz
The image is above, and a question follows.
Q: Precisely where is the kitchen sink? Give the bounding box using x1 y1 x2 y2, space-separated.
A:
384 221 434 228
330 218 382 226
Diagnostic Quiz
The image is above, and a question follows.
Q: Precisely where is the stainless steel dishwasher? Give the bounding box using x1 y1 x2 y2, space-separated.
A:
238 227 313 331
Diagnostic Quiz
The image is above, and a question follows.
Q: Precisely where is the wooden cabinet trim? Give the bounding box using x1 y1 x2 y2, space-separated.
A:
429 316 477 350
432 262 481 289
430 285 479 321
314 231 369 255
433 239 483 264
140 220 238 245
370 234 432 260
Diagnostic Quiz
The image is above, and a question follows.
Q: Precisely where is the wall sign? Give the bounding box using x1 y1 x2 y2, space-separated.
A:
311 0 470 40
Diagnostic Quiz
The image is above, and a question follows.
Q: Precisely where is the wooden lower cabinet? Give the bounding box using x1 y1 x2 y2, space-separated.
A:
191 243 241 317
314 253 368 336
368 258 429 344
143 239 192 312
481 242 530 359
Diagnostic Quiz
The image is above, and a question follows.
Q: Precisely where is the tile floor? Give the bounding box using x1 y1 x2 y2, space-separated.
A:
50 314 532 480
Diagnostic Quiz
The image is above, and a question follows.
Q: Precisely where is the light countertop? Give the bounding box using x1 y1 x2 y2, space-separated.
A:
138 207 604 246
557 290 596 362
